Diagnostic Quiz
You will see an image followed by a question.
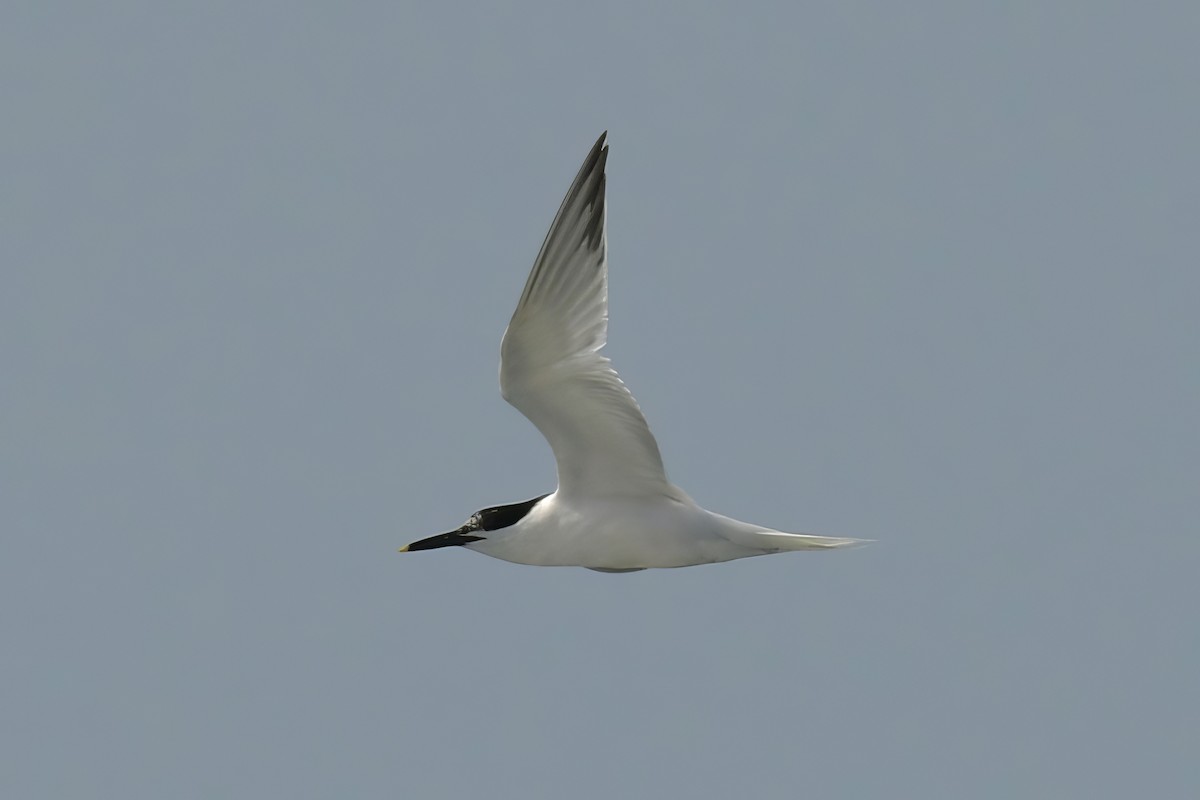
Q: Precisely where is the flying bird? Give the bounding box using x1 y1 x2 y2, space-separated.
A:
401 133 864 571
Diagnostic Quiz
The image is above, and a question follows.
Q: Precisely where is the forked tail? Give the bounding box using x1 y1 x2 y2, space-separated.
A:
712 512 869 553
747 531 867 551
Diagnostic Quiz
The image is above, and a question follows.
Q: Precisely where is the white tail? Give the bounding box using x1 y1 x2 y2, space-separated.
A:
747 531 868 551
711 512 869 553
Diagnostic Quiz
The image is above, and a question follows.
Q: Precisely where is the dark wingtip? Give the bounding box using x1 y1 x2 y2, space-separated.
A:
584 132 608 171
515 132 611 307
583 132 608 172
581 134 608 252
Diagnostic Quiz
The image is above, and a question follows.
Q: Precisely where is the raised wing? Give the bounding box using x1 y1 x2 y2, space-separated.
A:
500 133 673 499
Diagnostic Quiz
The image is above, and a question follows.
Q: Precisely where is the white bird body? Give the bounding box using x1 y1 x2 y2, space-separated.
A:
468 491 860 571
401 132 864 571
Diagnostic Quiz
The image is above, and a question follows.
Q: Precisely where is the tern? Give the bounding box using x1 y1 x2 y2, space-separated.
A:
401 133 864 571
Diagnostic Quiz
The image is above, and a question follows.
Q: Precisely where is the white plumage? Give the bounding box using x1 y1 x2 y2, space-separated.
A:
402 133 864 571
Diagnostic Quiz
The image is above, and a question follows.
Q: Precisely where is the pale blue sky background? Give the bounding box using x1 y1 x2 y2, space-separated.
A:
3 2 1197 798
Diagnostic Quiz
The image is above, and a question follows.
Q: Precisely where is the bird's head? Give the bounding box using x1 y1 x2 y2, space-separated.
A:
399 494 549 553
398 512 486 553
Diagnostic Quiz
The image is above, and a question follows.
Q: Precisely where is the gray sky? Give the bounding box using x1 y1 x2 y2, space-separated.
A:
3 2 1197 798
